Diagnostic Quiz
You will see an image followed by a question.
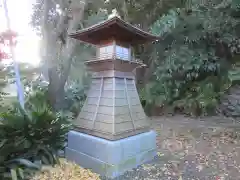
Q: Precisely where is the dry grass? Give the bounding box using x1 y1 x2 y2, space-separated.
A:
31 159 101 180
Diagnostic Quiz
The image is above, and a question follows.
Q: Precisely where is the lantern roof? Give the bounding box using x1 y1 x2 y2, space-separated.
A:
69 13 159 45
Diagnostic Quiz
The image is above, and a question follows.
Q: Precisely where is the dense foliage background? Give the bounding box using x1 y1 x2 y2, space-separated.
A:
27 0 240 117
140 0 240 116
125 0 240 116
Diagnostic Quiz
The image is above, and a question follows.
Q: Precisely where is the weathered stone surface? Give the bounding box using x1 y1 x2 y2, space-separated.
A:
75 74 150 140
66 130 157 178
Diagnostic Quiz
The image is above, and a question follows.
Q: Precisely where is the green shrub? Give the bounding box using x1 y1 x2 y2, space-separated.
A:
140 48 231 116
0 103 72 179
25 88 49 111
64 84 86 118
140 0 240 116
24 80 86 118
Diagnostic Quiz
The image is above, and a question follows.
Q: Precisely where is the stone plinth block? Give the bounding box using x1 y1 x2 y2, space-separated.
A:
65 130 157 178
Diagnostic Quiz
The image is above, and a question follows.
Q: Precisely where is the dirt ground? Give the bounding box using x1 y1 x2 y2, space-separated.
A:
102 115 240 180
152 115 240 180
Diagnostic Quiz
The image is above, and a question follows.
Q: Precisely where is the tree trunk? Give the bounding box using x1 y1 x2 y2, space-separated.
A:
42 0 86 110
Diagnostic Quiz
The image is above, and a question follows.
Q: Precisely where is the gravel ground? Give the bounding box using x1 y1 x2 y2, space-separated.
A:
101 116 240 180
32 158 101 180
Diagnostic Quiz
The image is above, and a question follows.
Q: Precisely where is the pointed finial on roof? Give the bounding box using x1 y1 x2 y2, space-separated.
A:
108 9 121 19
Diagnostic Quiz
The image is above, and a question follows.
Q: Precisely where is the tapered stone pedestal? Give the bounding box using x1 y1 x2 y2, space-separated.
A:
75 66 150 141
65 130 157 178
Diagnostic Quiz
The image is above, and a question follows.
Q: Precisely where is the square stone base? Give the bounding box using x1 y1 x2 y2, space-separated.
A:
65 130 157 178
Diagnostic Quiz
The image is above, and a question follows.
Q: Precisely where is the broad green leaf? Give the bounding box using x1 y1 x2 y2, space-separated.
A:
6 159 41 170
10 169 17 180
17 168 24 179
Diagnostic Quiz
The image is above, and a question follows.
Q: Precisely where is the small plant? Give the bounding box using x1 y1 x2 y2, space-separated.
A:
0 102 72 179
64 84 86 118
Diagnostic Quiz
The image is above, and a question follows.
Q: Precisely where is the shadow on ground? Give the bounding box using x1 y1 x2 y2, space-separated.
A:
101 115 240 180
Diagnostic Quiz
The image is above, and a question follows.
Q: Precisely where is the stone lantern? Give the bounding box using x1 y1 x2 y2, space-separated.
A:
66 11 159 178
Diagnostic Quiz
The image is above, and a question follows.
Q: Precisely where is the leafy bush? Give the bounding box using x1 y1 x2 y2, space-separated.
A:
64 84 86 118
25 89 49 111
0 103 72 179
140 1 239 116
0 92 12 113
217 57 240 117
141 46 231 115
24 79 49 110
24 79 86 118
